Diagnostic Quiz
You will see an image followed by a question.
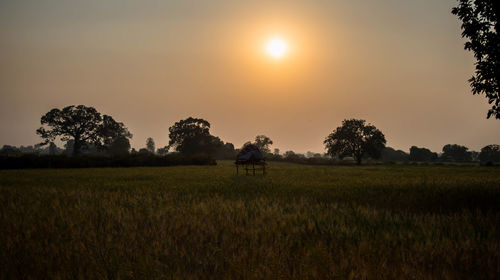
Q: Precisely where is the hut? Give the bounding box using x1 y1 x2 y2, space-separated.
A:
235 144 266 175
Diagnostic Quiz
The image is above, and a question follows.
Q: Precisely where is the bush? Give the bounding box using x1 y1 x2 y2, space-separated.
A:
0 154 216 169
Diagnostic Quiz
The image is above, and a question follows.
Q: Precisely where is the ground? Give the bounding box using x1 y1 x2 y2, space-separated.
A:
0 161 499 279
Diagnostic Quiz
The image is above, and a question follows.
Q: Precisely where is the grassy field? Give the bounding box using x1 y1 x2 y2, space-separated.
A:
1 161 499 279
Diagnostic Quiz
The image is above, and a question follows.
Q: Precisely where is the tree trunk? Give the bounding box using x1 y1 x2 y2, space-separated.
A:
355 155 362 165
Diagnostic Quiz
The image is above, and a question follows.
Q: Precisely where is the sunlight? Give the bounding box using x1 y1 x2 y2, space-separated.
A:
266 38 288 59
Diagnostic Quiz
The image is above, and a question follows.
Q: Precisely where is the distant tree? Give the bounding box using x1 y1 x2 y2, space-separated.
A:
146 137 155 154
109 136 131 156
324 119 386 165
254 135 273 154
168 117 221 155
36 105 132 156
479 144 500 162
97 115 132 151
284 150 298 160
409 146 438 162
138 148 150 155
452 0 500 118
274 148 280 155
0 145 21 156
441 144 472 162
157 146 169 156
381 147 409 162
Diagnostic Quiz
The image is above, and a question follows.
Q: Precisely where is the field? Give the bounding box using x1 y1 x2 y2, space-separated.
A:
1 162 499 279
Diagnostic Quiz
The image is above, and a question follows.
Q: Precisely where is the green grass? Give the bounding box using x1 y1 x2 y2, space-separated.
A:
1 161 499 279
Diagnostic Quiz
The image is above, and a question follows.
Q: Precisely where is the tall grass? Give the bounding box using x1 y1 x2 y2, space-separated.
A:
0 162 499 279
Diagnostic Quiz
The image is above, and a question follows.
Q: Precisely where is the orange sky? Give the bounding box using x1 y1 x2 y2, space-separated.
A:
0 0 498 154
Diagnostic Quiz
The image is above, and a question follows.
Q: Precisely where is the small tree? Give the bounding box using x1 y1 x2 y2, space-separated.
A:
324 119 386 165
146 137 155 154
254 135 273 154
168 117 220 155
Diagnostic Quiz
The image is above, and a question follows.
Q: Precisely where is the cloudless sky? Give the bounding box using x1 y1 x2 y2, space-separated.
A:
1 0 498 153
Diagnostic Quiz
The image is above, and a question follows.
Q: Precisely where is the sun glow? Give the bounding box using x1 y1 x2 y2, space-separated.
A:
266 38 288 59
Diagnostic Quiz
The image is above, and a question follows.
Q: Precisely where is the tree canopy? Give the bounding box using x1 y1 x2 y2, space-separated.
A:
168 117 220 155
254 135 273 154
36 105 132 156
324 119 386 165
441 144 472 162
452 0 500 118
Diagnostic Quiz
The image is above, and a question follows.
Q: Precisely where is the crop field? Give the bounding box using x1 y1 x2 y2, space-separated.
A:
1 161 499 279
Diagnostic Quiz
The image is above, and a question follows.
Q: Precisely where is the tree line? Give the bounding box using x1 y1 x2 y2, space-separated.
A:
1 105 499 166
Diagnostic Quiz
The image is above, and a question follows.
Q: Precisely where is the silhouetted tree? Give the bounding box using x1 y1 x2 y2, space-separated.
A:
97 115 132 151
441 144 472 162
157 146 169 155
324 119 386 165
146 137 155 154
479 144 500 162
168 117 220 155
452 0 500 118
36 105 131 156
274 148 280 155
409 146 438 162
381 147 409 162
0 145 21 156
109 136 131 156
254 135 273 154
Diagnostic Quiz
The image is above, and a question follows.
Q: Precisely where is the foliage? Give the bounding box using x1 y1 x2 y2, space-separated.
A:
441 144 472 162
0 154 215 169
146 137 155 154
479 144 500 162
36 105 132 156
168 117 215 155
409 146 438 162
324 119 386 165
254 135 273 154
380 147 409 162
168 117 236 158
0 163 499 279
452 0 500 118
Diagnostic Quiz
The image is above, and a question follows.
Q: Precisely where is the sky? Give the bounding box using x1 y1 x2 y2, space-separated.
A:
0 0 498 154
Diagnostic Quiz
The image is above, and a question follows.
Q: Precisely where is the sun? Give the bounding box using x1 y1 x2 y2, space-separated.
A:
266 38 288 59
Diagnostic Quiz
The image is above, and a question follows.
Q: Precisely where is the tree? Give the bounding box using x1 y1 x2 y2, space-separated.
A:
441 144 472 162
274 148 280 156
479 144 500 162
324 119 386 165
381 147 409 162
168 117 219 155
409 146 438 162
452 1 500 118
146 137 155 154
36 105 131 156
254 135 273 154
108 136 131 156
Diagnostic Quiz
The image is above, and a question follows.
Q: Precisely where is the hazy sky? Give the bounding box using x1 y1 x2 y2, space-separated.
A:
1 0 498 153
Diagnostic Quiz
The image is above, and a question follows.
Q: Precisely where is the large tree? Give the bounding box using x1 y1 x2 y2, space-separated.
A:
36 105 132 156
452 0 500 119
168 117 218 155
324 119 386 165
479 144 500 162
441 144 472 162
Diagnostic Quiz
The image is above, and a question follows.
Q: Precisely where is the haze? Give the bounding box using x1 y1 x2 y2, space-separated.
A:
1 0 498 153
